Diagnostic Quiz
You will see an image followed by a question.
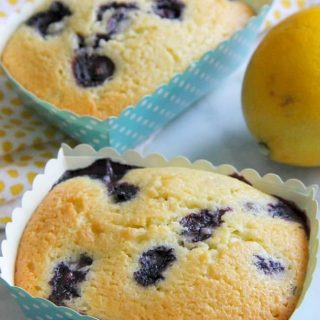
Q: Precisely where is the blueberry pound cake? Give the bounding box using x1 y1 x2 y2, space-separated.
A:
15 159 309 320
2 0 254 119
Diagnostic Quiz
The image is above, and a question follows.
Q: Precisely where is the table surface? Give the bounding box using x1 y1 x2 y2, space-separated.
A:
1 61 320 319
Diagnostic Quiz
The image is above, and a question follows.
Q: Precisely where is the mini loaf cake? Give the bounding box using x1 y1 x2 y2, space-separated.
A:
2 0 254 119
15 159 308 320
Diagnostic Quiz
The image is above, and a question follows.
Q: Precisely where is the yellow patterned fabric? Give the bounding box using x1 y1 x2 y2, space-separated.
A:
0 65 73 226
0 0 313 227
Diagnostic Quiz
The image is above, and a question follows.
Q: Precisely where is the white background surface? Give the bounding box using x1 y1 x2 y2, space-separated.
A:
0 58 320 319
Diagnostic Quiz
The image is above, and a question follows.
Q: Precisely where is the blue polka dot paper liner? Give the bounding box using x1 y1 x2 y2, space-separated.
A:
0 0 271 153
0 145 318 320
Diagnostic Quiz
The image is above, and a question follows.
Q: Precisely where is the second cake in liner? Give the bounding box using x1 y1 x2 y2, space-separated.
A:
0 145 318 320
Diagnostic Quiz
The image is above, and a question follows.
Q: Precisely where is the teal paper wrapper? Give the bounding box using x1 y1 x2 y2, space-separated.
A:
2 1 271 153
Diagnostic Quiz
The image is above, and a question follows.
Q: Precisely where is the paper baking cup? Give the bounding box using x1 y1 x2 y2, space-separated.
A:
0 144 318 320
0 0 271 153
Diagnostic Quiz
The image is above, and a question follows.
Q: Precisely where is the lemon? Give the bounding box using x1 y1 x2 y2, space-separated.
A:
242 7 320 167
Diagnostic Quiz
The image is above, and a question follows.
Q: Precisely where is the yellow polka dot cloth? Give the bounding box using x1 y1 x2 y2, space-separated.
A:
262 0 318 30
0 0 315 228
0 66 74 227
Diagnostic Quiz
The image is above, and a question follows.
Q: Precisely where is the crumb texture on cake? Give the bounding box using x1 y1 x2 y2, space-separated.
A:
2 0 254 119
15 161 308 320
